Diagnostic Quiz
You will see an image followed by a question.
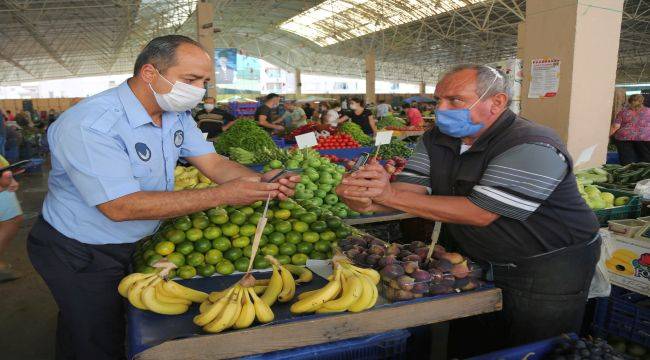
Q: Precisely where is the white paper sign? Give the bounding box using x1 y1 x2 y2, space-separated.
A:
375 131 393 146
574 144 597 168
528 58 560 98
306 259 333 279
202 132 209 140
295 132 318 149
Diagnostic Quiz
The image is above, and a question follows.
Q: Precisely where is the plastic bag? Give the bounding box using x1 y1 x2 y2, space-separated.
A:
634 179 650 201
588 229 612 299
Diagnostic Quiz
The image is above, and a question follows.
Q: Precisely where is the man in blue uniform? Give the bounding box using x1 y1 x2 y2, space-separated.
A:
27 35 298 360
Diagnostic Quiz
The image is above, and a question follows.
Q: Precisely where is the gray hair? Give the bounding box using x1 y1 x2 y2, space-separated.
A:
134 35 204 75
446 64 512 106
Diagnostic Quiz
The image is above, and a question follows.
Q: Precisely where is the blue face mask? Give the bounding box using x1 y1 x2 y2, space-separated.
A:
435 69 500 138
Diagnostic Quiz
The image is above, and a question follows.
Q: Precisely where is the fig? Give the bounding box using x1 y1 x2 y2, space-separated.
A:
440 252 464 265
380 264 405 280
395 289 414 301
388 278 401 290
451 260 469 279
433 245 447 259
378 255 397 268
369 238 386 248
352 252 367 265
397 275 415 291
430 284 453 295
403 254 421 263
365 254 381 267
398 250 413 259
434 259 453 272
403 261 419 274
408 241 426 251
345 248 360 259
428 268 444 284
467 262 483 278
412 282 430 294
413 293 423 298
412 269 432 282
341 243 354 251
460 279 481 291
386 243 401 256
368 244 385 256
351 245 366 253
349 237 366 248
414 247 430 260
440 273 455 287
384 286 396 301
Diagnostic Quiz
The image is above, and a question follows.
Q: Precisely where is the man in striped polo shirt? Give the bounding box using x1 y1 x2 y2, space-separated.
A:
337 64 600 355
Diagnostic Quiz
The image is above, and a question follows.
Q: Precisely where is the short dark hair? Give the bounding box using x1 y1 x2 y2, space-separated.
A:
379 99 385 103
134 35 204 75
329 101 340 108
350 96 364 106
265 93 280 102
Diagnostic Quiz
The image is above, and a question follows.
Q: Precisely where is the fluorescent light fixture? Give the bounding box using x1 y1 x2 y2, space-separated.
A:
280 0 484 46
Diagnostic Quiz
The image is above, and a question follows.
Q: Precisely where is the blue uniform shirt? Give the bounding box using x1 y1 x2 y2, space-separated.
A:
43 81 215 245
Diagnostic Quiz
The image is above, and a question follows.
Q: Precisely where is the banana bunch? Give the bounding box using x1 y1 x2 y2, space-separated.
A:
290 261 380 314
173 166 214 190
194 277 274 333
259 256 299 306
229 147 256 165
118 272 208 315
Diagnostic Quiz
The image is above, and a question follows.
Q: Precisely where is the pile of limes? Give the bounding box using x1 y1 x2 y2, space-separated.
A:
132 199 352 279
262 149 373 218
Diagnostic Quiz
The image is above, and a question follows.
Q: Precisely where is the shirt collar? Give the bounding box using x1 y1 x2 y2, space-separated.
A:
117 80 155 129
433 109 516 153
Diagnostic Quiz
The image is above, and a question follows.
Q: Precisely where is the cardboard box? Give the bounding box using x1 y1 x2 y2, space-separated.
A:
604 233 650 296
608 219 646 237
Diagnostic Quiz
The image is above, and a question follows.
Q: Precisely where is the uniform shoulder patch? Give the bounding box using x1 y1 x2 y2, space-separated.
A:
87 108 122 134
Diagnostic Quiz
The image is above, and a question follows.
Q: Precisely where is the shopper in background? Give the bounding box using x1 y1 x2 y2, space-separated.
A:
255 93 284 133
325 101 343 127
340 97 377 135
302 102 314 120
403 102 424 127
276 100 307 129
375 99 392 119
195 97 236 137
337 64 600 357
610 94 650 165
48 109 58 124
6 110 14 122
0 156 23 282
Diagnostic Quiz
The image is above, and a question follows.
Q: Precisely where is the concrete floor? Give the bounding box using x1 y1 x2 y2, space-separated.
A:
0 168 57 360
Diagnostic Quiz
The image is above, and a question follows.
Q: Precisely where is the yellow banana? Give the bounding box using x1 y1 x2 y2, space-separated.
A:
255 279 270 286
349 265 380 285
261 265 283 306
290 268 342 314
249 288 274 323
277 266 296 303
283 264 313 284
234 290 256 329
118 272 154 297
199 300 212 313
194 287 235 326
162 280 208 303
208 289 228 302
253 285 267 295
203 288 242 333
142 283 189 315
364 277 378 310
320 272 363 312
128 276 158 310
297 288 321 300
225 288 244 329
348 272 373 312
154 283 191 305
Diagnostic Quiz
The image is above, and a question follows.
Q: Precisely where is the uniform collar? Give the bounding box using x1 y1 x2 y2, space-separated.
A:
433 109 516 154
117 80 155 128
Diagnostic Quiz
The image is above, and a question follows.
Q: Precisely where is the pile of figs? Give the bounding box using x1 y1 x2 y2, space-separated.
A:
339 235 484 302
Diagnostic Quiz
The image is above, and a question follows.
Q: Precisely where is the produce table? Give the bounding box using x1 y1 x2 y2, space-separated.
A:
392 130 425 140
128 272 502 360
342 212 416 225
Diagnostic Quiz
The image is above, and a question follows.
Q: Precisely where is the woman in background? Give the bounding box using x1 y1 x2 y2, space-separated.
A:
340 97 377 135
611 94 650 165
404 102 424 127
324 101 342 127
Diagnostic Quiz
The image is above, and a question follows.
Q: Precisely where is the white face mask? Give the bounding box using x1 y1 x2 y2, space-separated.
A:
204 104 215 111
149 69 206 112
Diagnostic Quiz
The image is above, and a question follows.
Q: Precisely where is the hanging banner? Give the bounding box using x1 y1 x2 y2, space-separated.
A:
528 58 561 98
215 48 237 84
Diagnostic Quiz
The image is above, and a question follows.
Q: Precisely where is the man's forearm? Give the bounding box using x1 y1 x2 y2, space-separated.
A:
203 158 258 184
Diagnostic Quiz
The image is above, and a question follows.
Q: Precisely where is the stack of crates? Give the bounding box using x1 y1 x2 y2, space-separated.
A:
230 101 258 117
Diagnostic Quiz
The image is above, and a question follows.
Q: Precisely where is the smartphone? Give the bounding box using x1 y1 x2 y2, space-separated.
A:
266 168 303 183
350 153 371 172
0 160 31 174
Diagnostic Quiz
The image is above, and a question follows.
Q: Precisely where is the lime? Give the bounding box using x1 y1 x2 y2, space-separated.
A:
205 249 223 265
178 265 197 279
191 211 206 219
334 208 348 218
207 208 222 217
286 160 300 169
324 194 339 205
335 228 351 238
234 257 251 273
224 248 243 262
229 210 247 225
319 172 333 185
285 231 302 244
251 200 263 208
203 226 222 240
243 245 253 258
212 236 231 252
146 254 163 267
295 183 306 191
277 254 291 265
309 251 327 260
299 212 318 224
278 200 295 210
185 228 203 242
136 265 156 274
314 240 331 253
320 230 336 242
232 236 251 248
265 209 274 219
173 217 192 231
216 260 235 275
291 253 308 266
306 182 318 191
165 229 186 244
196 264 216 277
349 211 361 217
167 269 177 279
279 243 297 256
268 232 285 246
259 234 269 246
247 213 262 225
240 206 255 216
155 241 175 256
302 231 320 243
326 217 342 229
192 216 210 230
269 159 283 169
210 213 229 225
314 189 327 199
274 209 291 220
186 252 205 267
253 256 270 269
275 221 292 234
167 252 186 267
194 239 212 253
262 244 279 257
176 241 194 255
310 220 327 233
296 242 313 254
293 221 309 233
221 223 240 237
239 224 257 237
291 208 307 218
262 223 275 235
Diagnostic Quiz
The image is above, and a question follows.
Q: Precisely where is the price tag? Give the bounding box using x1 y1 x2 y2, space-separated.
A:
202 132 209 140
375 131 393 146
295 132 318 149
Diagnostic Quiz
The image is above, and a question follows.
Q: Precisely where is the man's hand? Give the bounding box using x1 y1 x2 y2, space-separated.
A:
340 162 394 204
335 183 374 212
0 172 19 192
261 169 300 200
215 177 281 205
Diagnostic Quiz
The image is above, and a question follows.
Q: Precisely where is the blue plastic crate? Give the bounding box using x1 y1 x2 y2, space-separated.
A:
607 152 620 164
25 157 44 173
593 285 650 347
241 329 410 360
271 136 286 148
468 334 578 360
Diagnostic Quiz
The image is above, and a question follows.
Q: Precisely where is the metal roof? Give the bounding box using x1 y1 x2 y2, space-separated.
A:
0 0 647 85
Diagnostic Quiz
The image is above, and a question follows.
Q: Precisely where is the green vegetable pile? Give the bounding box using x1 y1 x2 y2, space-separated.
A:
597 163 650 191
338 122 372 146
214 120 278 157
377 115 406 129
378 138 413 159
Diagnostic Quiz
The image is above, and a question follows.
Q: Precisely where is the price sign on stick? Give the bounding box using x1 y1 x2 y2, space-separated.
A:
373 130 393 159
246 194 272 273
295 132 318 149
425 221 442 263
